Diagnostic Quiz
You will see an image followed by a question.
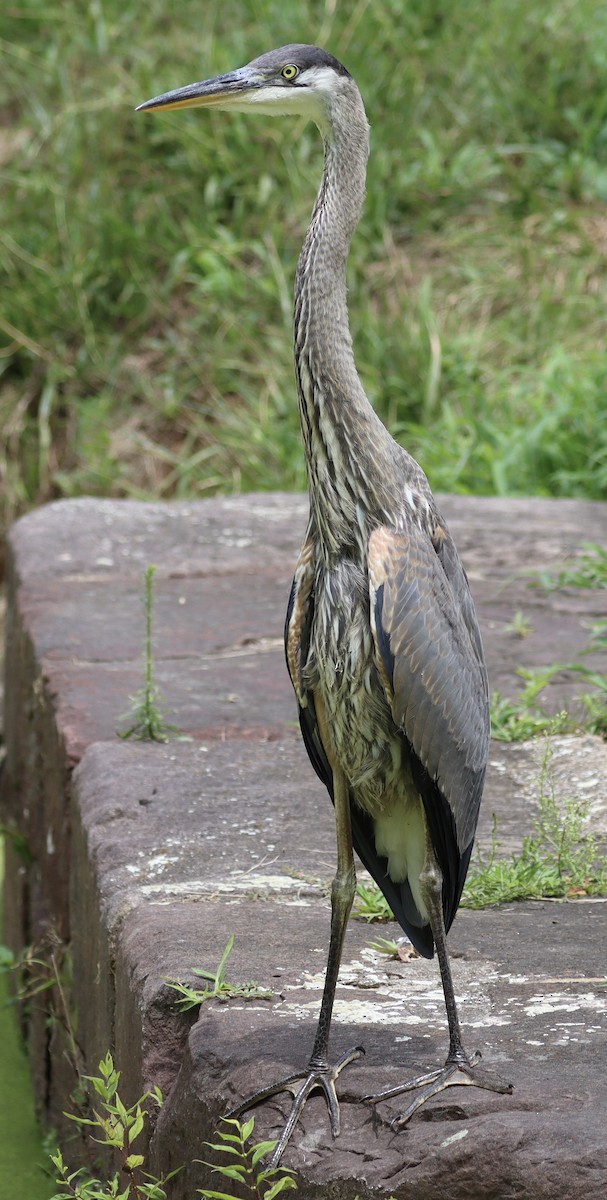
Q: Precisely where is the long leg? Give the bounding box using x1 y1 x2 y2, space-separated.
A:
364 832 512 1128
227 765 364 1165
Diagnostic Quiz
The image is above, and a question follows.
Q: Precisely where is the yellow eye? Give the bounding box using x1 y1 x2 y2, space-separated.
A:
281 64 299 80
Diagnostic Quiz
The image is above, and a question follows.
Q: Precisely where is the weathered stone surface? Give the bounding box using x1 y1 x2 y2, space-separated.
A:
2 493 607 1197
69 738 607 1200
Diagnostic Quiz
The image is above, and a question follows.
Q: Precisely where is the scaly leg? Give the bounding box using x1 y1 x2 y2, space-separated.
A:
227 766 364 1165
364 834 513 1129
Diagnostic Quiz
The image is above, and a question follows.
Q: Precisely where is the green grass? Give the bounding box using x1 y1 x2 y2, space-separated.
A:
351 737 607 922
537 542 607 593
0 982 56 1199
3 0 607 536
490 668 570 742
0 844 56 1200
353 881 395 924
462 740 607 906
490 548 607 740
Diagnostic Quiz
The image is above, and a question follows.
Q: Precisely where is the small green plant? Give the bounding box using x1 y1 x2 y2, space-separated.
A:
366 935 418 961
165 936 272 1011
538 543 607 592
198 1116 296 1200
0 941 58 1006
490 538 607 743
118 565 178 742
367 935 401 956
463 740 607 908
353 736 607 918
491 660 607 743
49 1052 180 1199
353 882 394 924
502 610 533 639
0 933 87 1102
0 822 32 863
586 619 607 652
490 667 569 742
575 668 607 737
526 543 607 736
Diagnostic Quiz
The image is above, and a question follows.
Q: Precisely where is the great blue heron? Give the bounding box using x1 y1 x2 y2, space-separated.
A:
138 44 513 1164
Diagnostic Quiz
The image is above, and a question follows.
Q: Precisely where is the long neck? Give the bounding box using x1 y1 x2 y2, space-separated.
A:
293 87 399 557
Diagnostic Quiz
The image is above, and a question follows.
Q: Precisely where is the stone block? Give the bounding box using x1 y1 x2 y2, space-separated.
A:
2 494 607 1196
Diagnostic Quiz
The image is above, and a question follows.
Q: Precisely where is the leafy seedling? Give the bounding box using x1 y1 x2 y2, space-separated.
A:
537 542 607 592
502 610 533 639
49 1052 181 1199
118 565 180 742
367 935 417 960
198 1115 296 1200
353 882 395 923
490 666 570 742
166 936 272 1011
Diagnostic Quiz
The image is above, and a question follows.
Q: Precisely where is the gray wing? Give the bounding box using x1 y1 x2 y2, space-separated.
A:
368 522 489 869
284 528 438 956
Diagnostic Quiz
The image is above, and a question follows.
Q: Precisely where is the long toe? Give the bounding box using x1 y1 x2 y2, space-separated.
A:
226 1044 365 1166
364 1052 513 1129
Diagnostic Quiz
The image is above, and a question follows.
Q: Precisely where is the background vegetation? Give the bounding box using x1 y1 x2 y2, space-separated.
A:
2 0 607 551
0 856 55 1199
3 6 607 1191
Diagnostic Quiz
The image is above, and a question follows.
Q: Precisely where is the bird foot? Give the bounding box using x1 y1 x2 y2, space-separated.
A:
226 1044 365 1166
363 1050 513 1130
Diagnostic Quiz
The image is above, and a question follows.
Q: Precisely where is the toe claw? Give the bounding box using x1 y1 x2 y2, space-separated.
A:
366 1051 513 1128
226 1044 363 1165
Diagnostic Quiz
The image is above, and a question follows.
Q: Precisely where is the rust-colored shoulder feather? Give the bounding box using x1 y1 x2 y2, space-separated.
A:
285 531 315 706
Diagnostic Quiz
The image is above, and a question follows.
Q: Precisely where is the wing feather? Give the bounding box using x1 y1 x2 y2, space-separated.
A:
284 531 435 955
285 531 315 705
368 521 489 927
284 516 487 957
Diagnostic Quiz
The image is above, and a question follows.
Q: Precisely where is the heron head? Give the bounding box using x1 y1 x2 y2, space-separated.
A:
136 44 353 130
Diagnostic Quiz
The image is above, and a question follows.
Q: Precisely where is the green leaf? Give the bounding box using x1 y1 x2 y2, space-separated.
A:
197 1191 243 1200
88 1075 111 1099
128 1108 145 1144
100 1052 114 1076
211 1163 248 1182
125 1152 146 1170
202 1144 244 1158
263 1176 298 1200
191 968 216 981
139 1185 168 1200
214 935 235 986
241 1115 255 1142
251 1140 278 1166
0 944 15 970
203 1134 242 1148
